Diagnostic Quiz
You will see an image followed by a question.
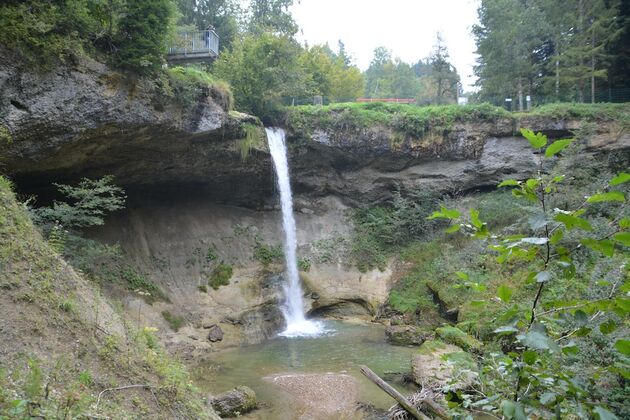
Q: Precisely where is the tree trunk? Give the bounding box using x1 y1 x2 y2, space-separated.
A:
555 59 560 98
518 78 523 112
591 30 596 103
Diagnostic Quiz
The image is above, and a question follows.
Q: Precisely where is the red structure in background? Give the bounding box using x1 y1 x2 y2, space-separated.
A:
356 98 416 104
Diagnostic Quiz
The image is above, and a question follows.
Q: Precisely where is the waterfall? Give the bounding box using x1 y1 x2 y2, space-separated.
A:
265 127 324 337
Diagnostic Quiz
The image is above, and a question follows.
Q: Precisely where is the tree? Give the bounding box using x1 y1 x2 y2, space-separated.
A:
427 33 460 104
173 0 242 51
213 32 307 116
248 0 297 36
115 0 176 73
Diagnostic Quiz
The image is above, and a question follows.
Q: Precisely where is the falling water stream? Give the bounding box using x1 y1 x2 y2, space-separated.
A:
265 127 325 337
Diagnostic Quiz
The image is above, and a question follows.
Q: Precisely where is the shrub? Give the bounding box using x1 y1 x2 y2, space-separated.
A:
253 241 283 266
430 128 630 418
297 257 311 272
208 263 232 290
165 66 234 111
161 310 185 331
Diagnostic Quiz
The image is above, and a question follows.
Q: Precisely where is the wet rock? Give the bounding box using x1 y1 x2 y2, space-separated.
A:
385 325 430 346
239 302 284 343
206 325 224 342
435 326 482 352
210 386 257 417
412 340 478 390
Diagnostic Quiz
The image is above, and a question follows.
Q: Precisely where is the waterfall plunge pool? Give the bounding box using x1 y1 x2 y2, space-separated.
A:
193 320 417 419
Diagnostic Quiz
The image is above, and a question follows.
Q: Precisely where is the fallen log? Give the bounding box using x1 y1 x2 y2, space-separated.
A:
359 365 428 420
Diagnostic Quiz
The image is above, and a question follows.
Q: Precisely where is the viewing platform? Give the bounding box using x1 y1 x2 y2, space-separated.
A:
167 30 219 63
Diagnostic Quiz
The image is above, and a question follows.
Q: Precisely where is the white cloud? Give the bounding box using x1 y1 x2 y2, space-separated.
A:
290 0 480 91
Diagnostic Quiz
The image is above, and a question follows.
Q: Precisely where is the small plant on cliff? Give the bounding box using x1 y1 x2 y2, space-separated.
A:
239 123 263 162
253 240 283 267
208 263 233 290
161 310 185 331
429 128 629 418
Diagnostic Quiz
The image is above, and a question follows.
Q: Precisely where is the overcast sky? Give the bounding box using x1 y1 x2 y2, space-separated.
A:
290 0 480 91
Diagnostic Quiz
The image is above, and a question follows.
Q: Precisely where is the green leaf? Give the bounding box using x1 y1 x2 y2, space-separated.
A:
550 229 564 245
582 238 615 257
498 179 519 187
497 285 512 303
599 320 617 335
455 271 469 280
501 400 527 420
545 138 573 157
427 205 461 220
470 208 482 229
610 172 630 186
520 128 547 149
535 271 552 283
614 339 630 356
445 223 461 233
520 330 558 351
587 191 625 203
540 392 556 405
620 218 630 229
574 310 588 326
613 232 630 247
555 213 592 231
593 406 619 420
494 325 519 334
523 349 538 364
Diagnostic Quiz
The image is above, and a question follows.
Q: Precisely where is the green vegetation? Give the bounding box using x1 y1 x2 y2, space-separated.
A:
288 102 512 139
383 129 629 418
0 125 12 145
238 123 264 161
208 263 233 290
364 34 461 104
0 0 175 73
297 257 311 272
165 66 233 111
161 310 185 331
474 0 630 105
253 240 283 267
350 189 440 272
0 177 214 418
435 326 482 352
114 0 175 74
31 176 126 230
27 176 167 303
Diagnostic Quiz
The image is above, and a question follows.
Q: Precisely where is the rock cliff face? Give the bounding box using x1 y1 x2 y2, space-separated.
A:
2 56 629 350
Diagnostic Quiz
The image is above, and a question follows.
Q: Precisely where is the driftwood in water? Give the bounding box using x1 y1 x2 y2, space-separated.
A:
359 365 428 420
360 365 450 420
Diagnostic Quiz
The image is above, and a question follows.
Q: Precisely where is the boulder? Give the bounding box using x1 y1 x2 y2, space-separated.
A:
206 325 224 342
385 325 430 346
435 326 483 352
210 386 257 417
412 340 478 390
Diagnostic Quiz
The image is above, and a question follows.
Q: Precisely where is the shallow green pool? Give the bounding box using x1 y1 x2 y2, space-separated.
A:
193 320 417 419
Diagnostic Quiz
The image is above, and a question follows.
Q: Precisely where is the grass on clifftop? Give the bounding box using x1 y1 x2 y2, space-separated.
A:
286 102 630 139
287 102 512 138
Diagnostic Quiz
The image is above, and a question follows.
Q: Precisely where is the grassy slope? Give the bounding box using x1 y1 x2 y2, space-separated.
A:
0 177 217 419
